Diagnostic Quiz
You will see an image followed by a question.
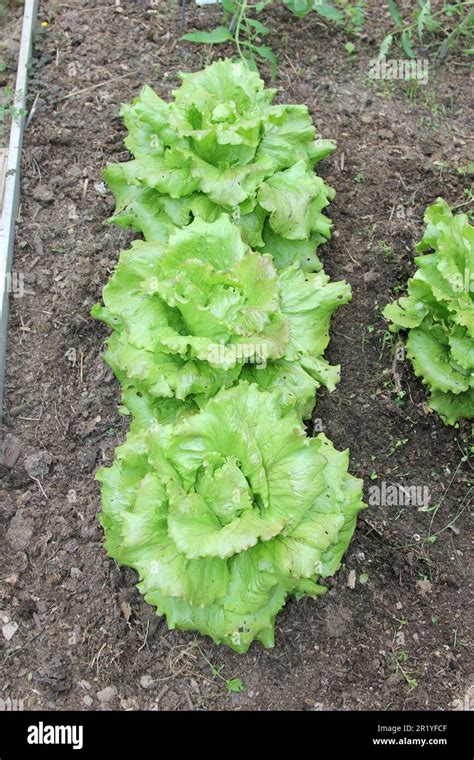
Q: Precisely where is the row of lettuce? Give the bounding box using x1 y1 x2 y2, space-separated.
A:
92 60 365 652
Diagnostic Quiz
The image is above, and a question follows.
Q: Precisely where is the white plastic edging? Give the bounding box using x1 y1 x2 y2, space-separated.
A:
0 0 39 417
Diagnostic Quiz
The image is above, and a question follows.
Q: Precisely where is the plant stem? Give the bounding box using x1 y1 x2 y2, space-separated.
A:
438 8 473 59
389 0 473 39
179 0 186 34
235 0 248 61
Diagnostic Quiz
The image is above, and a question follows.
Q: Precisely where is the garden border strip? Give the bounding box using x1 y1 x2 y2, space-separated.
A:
0 0 39 418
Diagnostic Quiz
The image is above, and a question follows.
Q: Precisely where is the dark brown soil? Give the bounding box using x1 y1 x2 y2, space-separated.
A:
1 0 472 711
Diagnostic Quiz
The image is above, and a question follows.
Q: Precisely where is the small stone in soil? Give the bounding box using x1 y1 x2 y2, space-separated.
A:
97 685 117 703
24 450 52 478
2 621 19 641
6 512 34 551
0 434 21 468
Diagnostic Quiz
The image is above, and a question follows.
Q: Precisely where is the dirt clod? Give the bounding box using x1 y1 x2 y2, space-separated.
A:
5 511 34 551
24 450 52 479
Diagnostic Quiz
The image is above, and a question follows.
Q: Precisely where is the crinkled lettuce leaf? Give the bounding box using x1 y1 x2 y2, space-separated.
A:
96 383 365 652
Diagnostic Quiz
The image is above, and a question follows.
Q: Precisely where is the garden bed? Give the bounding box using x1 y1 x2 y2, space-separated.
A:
0 0 472 710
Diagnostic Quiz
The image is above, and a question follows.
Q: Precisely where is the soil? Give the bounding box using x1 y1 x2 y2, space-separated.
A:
0 0 472 712
0 5 24 149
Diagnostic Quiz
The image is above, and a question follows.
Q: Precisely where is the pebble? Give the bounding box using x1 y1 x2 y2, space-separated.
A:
2 621 19 641
0 434 21 468
347 569 356 589
6 512 34 551
97 685 117 703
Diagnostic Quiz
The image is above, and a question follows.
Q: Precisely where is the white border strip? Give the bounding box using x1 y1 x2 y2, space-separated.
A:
0 0 39 416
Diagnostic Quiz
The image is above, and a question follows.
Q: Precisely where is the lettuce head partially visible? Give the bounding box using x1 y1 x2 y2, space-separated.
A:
104 58 336 272
383 198 474 425
92 215 351 423
97 382 365 652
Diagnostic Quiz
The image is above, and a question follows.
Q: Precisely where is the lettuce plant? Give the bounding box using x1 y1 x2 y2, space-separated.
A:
383 198 474 425
97 382 364 652
92 215 351 423
104 59 336 272
92 215 351 421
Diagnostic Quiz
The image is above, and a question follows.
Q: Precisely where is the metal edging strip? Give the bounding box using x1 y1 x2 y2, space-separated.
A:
0 0 39 417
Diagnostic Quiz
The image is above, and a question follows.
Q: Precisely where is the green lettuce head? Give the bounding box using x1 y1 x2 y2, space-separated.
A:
92 216 351 423
104 58 336 272
383 199 474 425
97 383 364 652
